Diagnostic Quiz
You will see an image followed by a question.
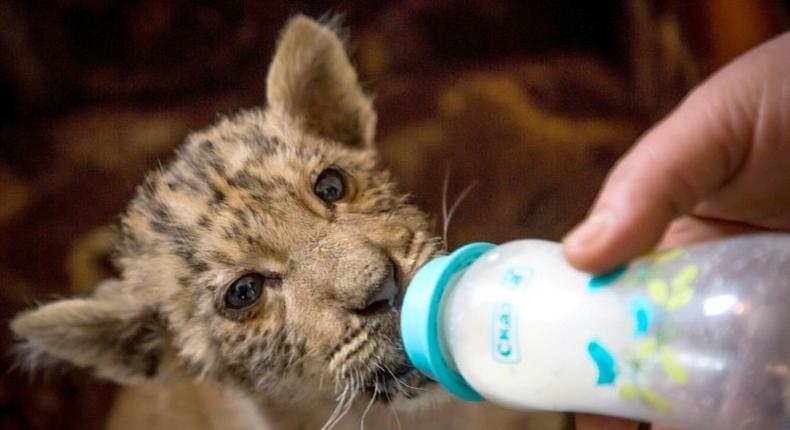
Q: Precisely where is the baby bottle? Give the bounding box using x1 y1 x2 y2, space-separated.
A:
400 234 790 430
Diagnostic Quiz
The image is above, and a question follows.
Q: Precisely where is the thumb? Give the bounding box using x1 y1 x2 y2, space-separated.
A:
560 32 775 272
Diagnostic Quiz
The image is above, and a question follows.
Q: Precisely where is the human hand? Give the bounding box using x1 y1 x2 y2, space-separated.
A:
564 30 790 273
564 31 790 430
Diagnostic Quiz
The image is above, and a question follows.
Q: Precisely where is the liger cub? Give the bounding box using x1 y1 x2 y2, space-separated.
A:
11 15 567 430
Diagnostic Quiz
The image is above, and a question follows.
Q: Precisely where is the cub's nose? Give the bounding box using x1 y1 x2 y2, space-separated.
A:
358 259 402 315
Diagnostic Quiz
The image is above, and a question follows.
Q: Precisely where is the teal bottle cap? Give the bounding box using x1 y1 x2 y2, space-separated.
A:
400 242 494 401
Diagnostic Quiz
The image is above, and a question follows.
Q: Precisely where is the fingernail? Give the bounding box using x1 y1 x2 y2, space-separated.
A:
564 212 612 252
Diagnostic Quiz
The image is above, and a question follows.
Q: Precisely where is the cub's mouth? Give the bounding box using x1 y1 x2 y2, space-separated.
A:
327 251 441 408
361 259 437 403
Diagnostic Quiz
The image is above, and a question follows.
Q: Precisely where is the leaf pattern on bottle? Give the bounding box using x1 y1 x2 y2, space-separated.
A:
607 250 699 414
660 349 689 384
639 388 672 413
648 278 670 304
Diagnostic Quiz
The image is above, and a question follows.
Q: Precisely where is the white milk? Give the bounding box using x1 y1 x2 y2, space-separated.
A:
400 235 790 430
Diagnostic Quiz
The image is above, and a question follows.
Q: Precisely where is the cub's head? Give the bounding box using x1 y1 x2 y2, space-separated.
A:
11 16 440 409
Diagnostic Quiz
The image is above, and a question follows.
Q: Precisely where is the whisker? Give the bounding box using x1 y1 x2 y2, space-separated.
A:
371 359 406 396
336 386 359 429
393 371 427 393
360 386 377 430
441 168 477 251
441 168 450 250
387 392 403 430
325 368 362 430
322 384 348 430
378 360 425 395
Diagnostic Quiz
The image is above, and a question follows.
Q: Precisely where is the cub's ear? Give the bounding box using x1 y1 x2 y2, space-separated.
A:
10 279 166 384
266 15 376 147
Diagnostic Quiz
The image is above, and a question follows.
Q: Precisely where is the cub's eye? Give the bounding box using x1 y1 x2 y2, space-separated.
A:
225 273 264 309
314 168 346 203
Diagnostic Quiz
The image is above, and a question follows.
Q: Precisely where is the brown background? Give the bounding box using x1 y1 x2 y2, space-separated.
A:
1 1 787 429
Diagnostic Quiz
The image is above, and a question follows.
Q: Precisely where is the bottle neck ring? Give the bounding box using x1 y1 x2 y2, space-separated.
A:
400 242 494 401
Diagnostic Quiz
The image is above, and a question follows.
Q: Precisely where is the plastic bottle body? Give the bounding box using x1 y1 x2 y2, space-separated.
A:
432 235 790 429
